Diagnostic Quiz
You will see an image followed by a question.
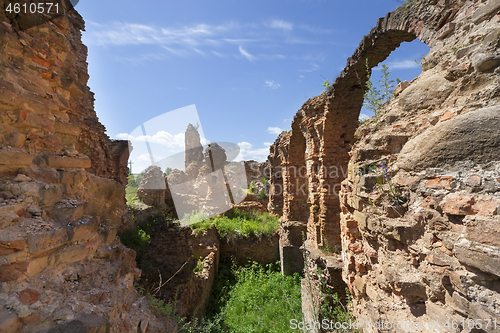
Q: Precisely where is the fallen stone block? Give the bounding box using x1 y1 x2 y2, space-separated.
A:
66 221 98 243
472 0 500 23
47 314 110 333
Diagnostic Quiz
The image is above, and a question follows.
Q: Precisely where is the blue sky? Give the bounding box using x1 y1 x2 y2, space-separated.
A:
77 0 429 172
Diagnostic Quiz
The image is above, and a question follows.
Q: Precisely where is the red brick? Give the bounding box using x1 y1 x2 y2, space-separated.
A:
397 176 419 187
21 312 41 324
425 176 453 189
0 239 26 251
440 194 475 215
0 262 28 282
19 288 40 305
472 198 500 216
33 55 51 69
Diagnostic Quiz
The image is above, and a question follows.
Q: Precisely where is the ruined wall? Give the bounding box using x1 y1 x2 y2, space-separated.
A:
141 224 220 319
340 0 500 329
267 0 500 330
0 2 174 332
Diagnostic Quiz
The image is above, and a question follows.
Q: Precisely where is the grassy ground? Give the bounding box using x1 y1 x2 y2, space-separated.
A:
177 260 303 333
126 174 143 207
188 208 279 238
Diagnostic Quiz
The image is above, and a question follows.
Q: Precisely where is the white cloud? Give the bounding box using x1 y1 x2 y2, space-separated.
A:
269 19 293 31
265 80 280 89
137 153 164 162
267 127 285 135
299 63 320 73
235 142 272 162
377 60 420 70
359 113 370 121
239 45 256 62
86 22 231 48
116 130 185 149
84 20 332 64
238 141 253 150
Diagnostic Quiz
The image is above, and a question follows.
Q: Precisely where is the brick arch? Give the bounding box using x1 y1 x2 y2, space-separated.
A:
272 0 464 254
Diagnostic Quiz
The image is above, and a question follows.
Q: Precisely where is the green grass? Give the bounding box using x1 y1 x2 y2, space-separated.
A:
177 261 303 333
188 208 279 238
219 262 302 333
126 174 143 207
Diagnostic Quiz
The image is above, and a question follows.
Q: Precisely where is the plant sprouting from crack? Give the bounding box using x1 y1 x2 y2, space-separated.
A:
375 161 407 206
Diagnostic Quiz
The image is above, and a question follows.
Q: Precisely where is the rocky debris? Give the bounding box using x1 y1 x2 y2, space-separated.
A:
137 166 166 207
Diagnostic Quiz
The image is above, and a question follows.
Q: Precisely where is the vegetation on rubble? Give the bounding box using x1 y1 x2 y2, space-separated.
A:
321 239 341 255
188 208 279 238
247 180 256 194
119 214 172 264
317 269 359 333
321 79 332 94
302 244 359 333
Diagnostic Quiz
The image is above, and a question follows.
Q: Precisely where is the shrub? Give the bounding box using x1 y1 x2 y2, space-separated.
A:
247 181 256 194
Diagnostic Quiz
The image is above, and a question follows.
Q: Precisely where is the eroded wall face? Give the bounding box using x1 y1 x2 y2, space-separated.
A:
269 0 500 329
0 4 173 332
0 1 129 185
339 1 500 331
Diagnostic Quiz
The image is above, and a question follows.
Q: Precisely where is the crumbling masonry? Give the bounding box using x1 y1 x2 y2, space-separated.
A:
269 0 500 331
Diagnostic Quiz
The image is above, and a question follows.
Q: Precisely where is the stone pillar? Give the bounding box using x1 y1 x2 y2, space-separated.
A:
184 123 204 180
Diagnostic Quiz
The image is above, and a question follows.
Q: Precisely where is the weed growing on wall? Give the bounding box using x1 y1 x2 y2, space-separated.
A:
317 268 360 333
375 161 407 206
378 64 395 102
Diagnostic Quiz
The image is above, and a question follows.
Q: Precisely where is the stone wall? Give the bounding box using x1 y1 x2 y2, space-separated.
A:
141 223 219 319
0 1 129 186
339 1 500 330
267 0 500 330
0 3 174 332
